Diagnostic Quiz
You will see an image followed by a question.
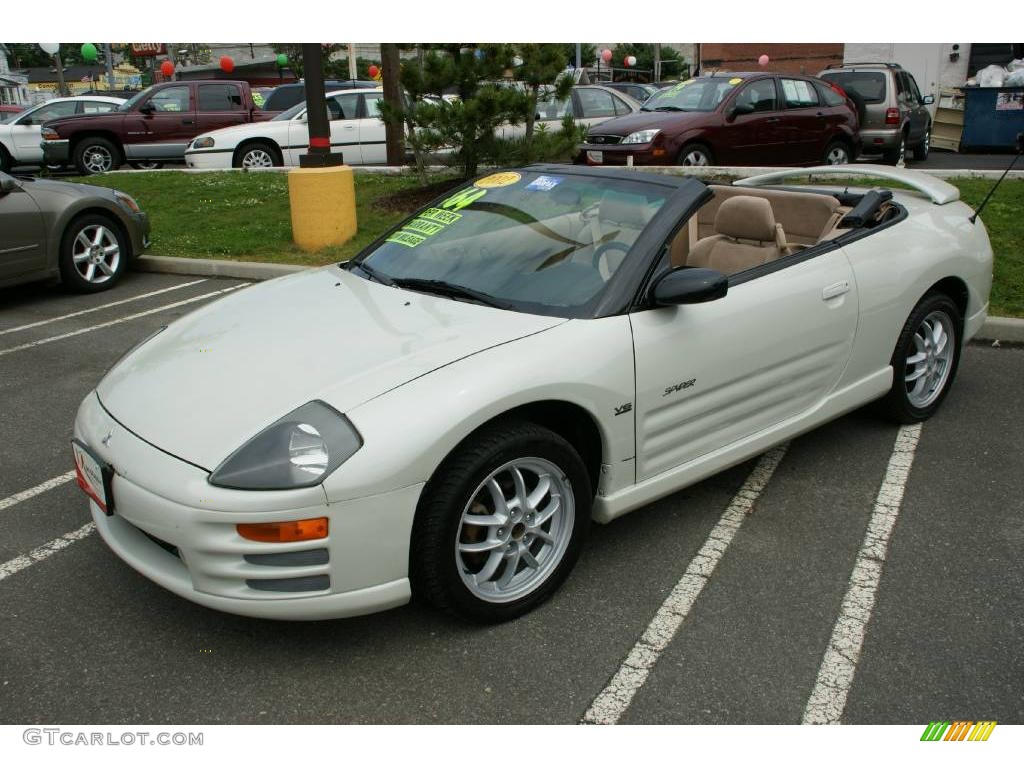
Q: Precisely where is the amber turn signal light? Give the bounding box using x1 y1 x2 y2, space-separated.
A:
237 517 328 543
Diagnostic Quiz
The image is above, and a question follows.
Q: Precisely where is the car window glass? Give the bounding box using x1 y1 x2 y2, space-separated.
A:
906 74 923 102
734 80 777 112
817 82 846 107
364 94 383 118
536 94 572 120
22 101 77 123
329 93 360 120
611 93 633 115
577 88 617 119
821 72 886 103
149 86 190 112
82 101 118 114
198 84 243 111
896 72 909 96
780 79 819 108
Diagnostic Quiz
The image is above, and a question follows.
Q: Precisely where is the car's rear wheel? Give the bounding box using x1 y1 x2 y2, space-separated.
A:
677 143 714 167
234 141 280 169
882 132 907 166
410 420 590 623
878 293 962 423
58 214 129 293
912 127 931 161
824 140 851 165
74 137 121 175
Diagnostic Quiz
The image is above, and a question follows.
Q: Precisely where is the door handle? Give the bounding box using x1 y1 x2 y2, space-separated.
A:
182 119 195 125
822 281 850 300
765 117 780 123
344 124 356 130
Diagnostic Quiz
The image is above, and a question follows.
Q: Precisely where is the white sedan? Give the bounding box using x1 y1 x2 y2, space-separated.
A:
73 165 991 623
184 88 387 168
0 95 123 171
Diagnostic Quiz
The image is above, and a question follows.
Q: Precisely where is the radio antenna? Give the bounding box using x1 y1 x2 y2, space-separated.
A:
970 132 1023 224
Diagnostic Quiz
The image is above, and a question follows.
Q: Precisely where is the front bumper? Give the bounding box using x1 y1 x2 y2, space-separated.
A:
42 139 70 165
126 210 150 256
577 142 668 166
74 391 419 620
184 149 233 169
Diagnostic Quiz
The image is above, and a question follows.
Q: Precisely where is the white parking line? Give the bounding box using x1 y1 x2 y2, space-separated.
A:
0 279 207 337
802 423 922 724
581 444 789 725
0 522 96 583
0 282 249 358
0 471 76 513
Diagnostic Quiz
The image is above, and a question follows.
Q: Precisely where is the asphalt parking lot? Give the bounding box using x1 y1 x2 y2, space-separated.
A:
0 271 1021 725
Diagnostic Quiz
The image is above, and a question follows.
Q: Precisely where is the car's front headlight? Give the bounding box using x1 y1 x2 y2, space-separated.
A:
192 136 215 149
621 129 661 145
41 127 60 141
113 191 140 213
209 401 362 490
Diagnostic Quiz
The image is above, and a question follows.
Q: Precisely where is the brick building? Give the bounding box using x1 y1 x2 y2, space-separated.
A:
697 43 842 75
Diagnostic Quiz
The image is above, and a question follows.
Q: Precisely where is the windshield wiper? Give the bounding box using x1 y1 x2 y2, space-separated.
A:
349 260 394 286
652 105 684 112
391 278 511 309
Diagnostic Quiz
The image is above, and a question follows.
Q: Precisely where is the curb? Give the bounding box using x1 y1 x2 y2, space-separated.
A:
976 316 1024 343
137 255 1024 343
136 254 310 281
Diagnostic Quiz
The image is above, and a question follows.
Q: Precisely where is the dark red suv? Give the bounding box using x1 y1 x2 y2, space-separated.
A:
578 72 860 167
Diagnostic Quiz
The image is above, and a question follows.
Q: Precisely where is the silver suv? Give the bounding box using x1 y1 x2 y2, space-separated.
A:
818 62 933 164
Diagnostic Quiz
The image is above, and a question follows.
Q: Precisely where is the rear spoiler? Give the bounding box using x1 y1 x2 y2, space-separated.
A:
734 164 960 205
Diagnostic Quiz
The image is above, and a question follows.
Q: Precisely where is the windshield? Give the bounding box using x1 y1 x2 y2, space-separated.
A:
273 101 307 121
118 88 152 112
354 170 672 318
641 77 742 112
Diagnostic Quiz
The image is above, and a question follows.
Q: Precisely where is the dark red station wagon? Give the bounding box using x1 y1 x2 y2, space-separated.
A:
578 72 860 167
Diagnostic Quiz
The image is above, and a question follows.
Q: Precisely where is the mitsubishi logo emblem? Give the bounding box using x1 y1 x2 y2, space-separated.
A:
101 430 113 447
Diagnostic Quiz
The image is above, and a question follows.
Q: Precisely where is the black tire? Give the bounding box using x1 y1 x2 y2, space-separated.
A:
912 125 931 161
0 146 12 173
823 139 852 165
410 419 591 623
878 292 963 424
882 131 907 166
74 136 122 175
233 141 281 169
58 213 130 293
676 142 714 167
846 90 867 125
129 161 164 170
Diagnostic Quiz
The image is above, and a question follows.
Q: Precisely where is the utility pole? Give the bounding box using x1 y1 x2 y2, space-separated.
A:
654 43 661 83
300 43 343 168
54 52 68 96
103 43 115 90
348 44 357 81
575 43 581 70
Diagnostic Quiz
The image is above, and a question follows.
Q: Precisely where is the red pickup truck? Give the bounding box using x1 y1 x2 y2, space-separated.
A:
40 80 276 174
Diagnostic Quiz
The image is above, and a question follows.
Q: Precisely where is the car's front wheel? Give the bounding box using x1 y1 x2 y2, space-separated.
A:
234 141 281 169
879 293 963 423
823 139 851 165
74 137 122 175
411 420 591 623
677 143 714 167
58 214 129 293
912 127 931 161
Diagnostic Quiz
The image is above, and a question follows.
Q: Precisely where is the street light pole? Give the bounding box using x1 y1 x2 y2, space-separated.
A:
103 43 115 91
300 43 343 168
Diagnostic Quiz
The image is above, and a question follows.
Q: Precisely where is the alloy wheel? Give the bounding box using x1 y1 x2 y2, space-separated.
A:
904 310 955 409
826 146 849 164
681 150 709 166
83 145 113 174
455 457 574 603
71 224 120 284
242 149 274 168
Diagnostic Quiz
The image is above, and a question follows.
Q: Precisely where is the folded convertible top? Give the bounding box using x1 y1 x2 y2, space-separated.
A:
734 164 960 205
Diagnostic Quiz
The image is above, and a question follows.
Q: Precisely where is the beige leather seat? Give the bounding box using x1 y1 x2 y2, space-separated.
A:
686 195 788 275
700 185 842 245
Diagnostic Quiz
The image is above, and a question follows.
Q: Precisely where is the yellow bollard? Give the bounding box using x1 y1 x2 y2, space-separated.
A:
287 166 357 252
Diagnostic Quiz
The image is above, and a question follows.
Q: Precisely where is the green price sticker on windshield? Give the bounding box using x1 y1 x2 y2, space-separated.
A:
385 231 427 248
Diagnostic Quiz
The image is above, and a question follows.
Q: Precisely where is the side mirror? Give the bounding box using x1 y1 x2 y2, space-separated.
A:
727 102 755 121
653 267 728 306
0 174 17 196
17 117 33 126
922 94 935 105
139 103 155 115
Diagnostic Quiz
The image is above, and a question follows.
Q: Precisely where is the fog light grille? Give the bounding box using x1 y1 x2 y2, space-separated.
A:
246 575 330 593
244 548 329 567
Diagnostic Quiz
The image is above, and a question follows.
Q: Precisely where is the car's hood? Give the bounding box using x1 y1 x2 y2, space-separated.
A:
97 267 566 470
191 120 285 146
16 175 118 201
586 110 704 137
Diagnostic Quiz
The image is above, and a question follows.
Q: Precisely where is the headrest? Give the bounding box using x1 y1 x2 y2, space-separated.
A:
599 193 650 230
714 195 777 242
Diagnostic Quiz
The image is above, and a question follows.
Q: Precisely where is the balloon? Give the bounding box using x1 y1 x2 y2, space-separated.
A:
512 55 523 67
368 64 380 78
758 54 770 67
81 43 98 63
160 60 174 77
276 53 288 67
39 43 60 55
601 49 612 63
220 56 234 73
625 55 637 67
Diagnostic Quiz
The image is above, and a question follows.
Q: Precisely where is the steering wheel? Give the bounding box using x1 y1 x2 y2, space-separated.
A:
592 241 630 281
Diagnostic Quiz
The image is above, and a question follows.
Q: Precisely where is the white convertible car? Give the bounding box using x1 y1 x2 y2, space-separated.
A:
73 165 992 623
184 88 387 168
